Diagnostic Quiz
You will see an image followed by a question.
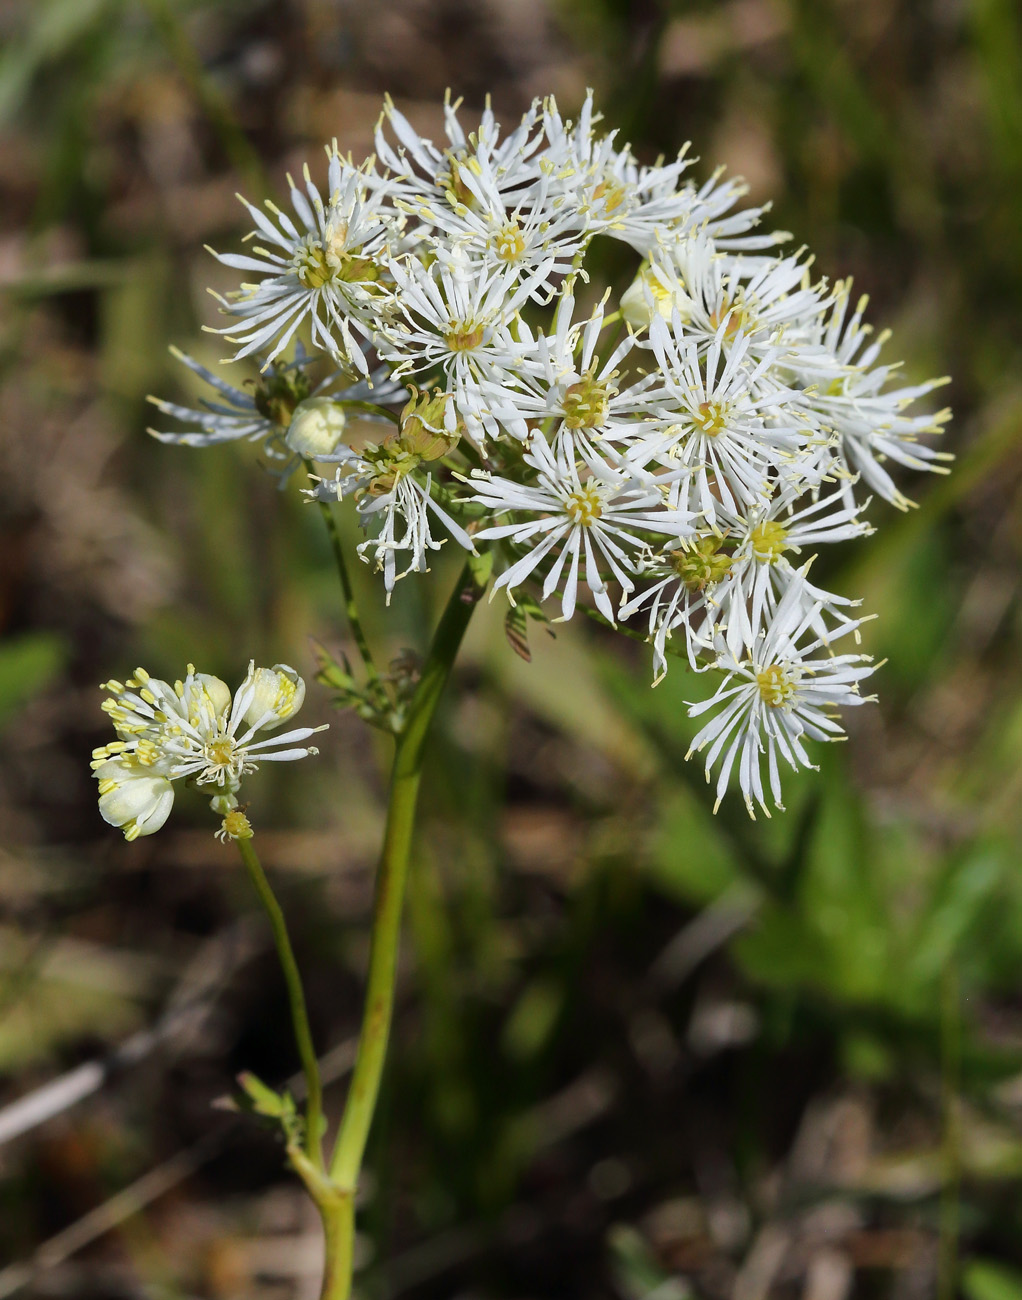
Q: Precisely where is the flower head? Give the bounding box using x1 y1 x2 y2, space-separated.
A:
93 663 326 838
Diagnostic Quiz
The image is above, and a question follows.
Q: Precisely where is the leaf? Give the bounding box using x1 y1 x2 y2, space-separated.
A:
236 1071 295 1121
504 593 553 663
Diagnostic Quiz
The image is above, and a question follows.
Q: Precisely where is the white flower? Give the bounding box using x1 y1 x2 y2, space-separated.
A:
639 317 811 522
308 447 474 598
207 153 397 373
641 239 832 363
378 253 550 446
710 488 871 662
471 434 692 622
485 291 657 450
686 577 875 817
799 285 953 509
375 92 547 214
93 663 326 838
403 165 586 295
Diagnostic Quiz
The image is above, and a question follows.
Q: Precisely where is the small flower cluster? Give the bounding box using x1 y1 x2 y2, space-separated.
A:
150 92 951 815
92 663 325 839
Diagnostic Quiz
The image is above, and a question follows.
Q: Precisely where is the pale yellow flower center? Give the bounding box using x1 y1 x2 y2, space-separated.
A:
205 737 236 767
494 222 526 263
750 520 789 562
445 320 485 352
694 400 727 437
756 664 797 708
565 484 604 526
562 374 611 430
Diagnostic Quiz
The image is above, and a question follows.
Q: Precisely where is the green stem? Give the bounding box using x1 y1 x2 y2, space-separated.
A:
329 553 492 1198
317 1192 356 1300
306 460 379 684
938 960 962 1300
236 836 324 1171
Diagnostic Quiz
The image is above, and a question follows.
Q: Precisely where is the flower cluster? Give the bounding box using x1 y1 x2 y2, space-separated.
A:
93 663 326 840
151 92 951 816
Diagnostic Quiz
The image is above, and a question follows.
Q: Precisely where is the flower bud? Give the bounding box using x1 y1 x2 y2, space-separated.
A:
95 759 175 841
192 672 232 719
241 663 307 730
286 397 348 458
620 263 693 329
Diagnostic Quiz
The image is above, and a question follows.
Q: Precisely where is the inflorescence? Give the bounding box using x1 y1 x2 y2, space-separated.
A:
147 91 951 817
93 663 325 839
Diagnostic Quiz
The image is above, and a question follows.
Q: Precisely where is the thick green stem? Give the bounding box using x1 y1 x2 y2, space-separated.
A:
317 1193 356 1300
329 554 491 1196
236 836 324 1170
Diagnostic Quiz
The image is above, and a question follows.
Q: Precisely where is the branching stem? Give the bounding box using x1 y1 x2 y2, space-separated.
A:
235 836 324 1171
306 460 379 684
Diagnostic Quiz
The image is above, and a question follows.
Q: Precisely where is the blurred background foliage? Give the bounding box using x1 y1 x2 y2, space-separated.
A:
1 0 1022 1296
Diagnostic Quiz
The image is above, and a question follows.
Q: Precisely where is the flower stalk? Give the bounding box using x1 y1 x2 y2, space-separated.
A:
235 834 325 1169
321 553 491 1296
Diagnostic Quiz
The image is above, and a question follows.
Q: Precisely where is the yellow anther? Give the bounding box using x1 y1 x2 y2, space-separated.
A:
494 222 526 263
592 179 627 214
756 664 797 708
750 520 789 562
444 321 485 352
562 373 611 430
564 483 604 526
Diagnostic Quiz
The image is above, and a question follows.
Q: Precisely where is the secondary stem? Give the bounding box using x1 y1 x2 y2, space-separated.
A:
236 836 325 1170
306 461 379 684
323 554 491 1288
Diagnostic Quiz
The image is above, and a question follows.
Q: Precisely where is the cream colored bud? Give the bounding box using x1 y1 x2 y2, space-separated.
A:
620 263 693 329
285 397 348 457
192 673 232 719
242 663 306 730
95 759 175 841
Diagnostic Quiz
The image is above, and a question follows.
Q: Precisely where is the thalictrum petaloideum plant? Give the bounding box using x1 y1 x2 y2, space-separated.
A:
93 91 951 1298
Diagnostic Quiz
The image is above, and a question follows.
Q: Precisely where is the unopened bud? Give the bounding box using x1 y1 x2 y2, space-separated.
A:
286 398 348 458
242 663 306 730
